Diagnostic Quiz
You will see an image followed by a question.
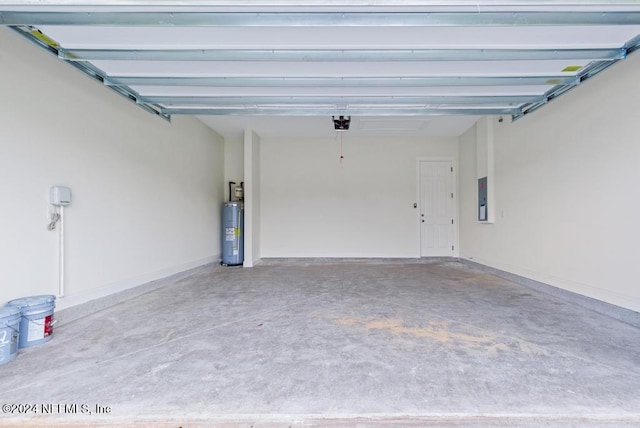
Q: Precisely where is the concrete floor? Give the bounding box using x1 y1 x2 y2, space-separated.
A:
1 259 639 427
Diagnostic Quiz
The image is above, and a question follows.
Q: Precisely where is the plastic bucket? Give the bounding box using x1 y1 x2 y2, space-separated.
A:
0 306 21 365
7 295 56 348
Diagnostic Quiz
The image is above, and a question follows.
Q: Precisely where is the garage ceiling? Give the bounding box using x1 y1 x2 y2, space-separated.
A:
2 1 640 137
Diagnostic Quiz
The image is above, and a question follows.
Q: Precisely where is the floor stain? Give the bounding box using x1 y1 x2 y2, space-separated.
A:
334 317 549 357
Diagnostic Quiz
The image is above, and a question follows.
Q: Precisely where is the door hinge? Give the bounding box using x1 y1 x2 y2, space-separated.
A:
451 192 454 198
451 166 453 173
452 245 454 251
451 219 454 224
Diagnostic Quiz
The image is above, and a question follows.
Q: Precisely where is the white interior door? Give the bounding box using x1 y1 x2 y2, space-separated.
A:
420 160 454 257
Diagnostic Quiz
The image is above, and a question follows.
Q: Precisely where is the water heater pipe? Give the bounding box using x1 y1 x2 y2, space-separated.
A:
228 181 236 202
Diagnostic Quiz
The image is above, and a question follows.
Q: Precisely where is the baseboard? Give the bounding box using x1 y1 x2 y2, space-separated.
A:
460 258 640 329
55 255 219 326
258 257 457 266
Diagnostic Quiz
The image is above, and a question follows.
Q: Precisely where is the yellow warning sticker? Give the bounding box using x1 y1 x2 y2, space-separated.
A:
561 65 582 72
30 30 59 48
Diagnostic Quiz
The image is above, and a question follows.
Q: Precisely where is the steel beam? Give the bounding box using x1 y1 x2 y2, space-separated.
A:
161 106 521 116
3 11 640 27
143 94 541 106
58 47 626 62
106 76 578 88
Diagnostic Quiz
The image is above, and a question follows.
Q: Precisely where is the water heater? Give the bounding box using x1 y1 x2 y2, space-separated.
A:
221 202 244 266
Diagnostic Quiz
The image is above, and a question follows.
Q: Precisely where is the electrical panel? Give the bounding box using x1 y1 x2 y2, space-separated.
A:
478 177 488 221
50 186 72 206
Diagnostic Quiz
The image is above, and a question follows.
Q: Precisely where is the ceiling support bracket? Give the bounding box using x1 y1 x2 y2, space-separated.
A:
10 25 171 123
513 32 640 121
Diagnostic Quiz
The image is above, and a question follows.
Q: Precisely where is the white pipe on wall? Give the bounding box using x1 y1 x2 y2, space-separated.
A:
59 205 65 298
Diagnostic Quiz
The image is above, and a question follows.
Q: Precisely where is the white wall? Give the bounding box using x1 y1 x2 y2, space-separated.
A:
0 27 225 308
260 135 458 258
459 52 640 312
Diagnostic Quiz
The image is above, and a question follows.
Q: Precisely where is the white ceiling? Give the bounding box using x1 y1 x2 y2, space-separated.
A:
2 1 640 138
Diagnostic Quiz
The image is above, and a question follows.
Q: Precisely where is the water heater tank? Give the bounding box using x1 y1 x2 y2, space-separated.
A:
221 202 244 266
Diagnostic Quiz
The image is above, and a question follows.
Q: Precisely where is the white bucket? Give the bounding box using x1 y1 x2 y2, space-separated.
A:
0 306 21 365
7 295 56 349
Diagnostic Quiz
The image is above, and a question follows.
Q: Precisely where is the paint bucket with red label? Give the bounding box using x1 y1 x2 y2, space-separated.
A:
0 306 21 364
6 295 56 348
